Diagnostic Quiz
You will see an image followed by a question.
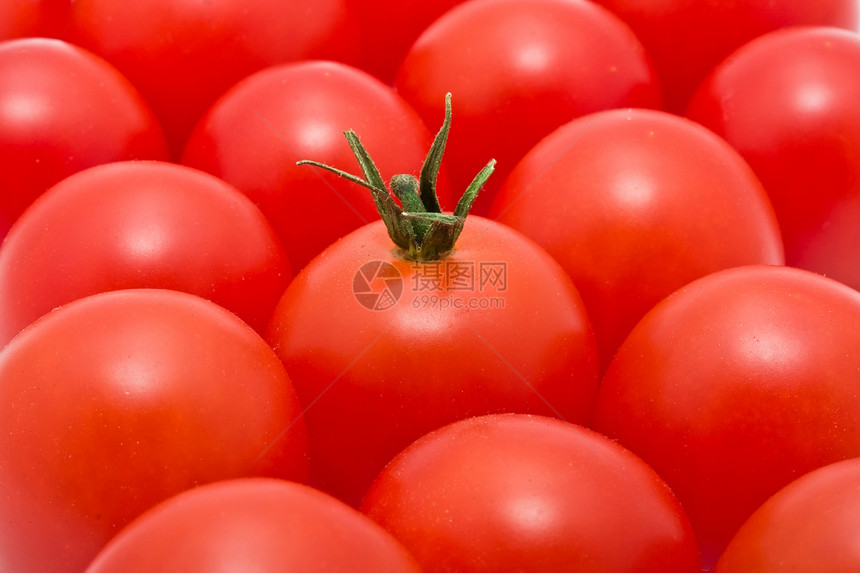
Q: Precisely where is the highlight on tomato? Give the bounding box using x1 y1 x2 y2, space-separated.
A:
592 264 860 569
686 26 860 291
266 94 599 506
0 289 309 573
0 37 168 241
0 160 291 347
715 457 860 573
394 0 661 212
85 478 421 573
489 108 784 373
182 60 448 271
361 413 701 572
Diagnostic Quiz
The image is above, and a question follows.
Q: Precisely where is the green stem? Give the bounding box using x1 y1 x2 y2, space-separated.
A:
297 93 495 261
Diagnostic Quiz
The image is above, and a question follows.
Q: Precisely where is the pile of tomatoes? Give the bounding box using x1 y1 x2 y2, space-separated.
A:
2 1 860 572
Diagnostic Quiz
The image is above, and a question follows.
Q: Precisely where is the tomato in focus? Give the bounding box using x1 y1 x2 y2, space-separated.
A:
85 478 421 573
0 160 291 347
489 108 784 372
0 289 309 573
361 413 701 572
593 265 860 569
687 26 860 291
0 38 169 240
267 216 598 506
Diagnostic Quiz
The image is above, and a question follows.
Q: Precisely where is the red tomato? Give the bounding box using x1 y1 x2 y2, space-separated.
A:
488 108 784 372
716 458 860 573
345 0 468 84
66 0 357 156
0 289 309 573
592 265 860 569
0 160 291 347
0 38 168 240
0 0 70 40
267 215 598 506
182 60 448 271
593 0 858 113
686 27 860 291
86 478 421 573
361 413 701 572
266 98 598 505
395 0 661 212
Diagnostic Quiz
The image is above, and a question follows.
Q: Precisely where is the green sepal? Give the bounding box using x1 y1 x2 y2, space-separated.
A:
297 93 494 261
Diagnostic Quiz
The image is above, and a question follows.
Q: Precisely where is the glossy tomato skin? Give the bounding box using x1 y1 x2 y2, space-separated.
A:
0 289 309 573
0 0 70 40
716 458 860 573
593 0 858 113
395 0 661 213
0 38 169 240
266 216 599 506
687 27 860 291
182 60 448 271
489 108 784 373
361 413 701 572
86 478 421 573
0 160 291 346
592 265 860 569
67 0 357 156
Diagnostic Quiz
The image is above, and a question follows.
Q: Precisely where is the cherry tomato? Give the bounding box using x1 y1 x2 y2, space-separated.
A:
687 26 860 291
67 0 357 156
182 60 447 271
0 289 309 573
395 0 661 212
0 160 291 347
592 265 860 569
86 478 421 573
0 0 70 40
267 215 598 506
489 108 784 372
362 413 701 572
593 0 858 113
0 38 168 240
716 458 860 573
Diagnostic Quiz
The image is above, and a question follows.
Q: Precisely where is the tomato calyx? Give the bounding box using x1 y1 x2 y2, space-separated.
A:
298 93 496 261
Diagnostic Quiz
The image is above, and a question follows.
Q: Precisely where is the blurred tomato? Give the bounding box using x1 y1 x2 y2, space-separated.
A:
67 0 357 156
594 0 858 112
0 0 70 40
